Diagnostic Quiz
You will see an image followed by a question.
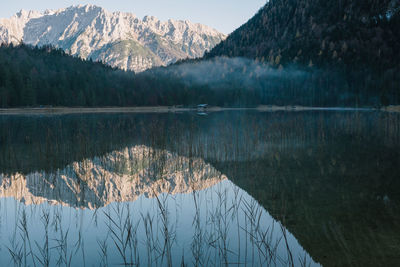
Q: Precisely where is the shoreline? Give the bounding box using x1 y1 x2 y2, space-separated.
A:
0 105 390 115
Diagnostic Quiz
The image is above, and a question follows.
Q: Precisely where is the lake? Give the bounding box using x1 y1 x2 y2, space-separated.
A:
0 110 399 266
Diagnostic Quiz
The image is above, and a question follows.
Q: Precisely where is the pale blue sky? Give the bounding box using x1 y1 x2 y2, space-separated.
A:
0 0 266 34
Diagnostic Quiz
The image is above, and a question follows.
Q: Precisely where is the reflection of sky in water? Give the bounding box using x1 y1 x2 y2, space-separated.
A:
1 111 398 266
0 179 320 266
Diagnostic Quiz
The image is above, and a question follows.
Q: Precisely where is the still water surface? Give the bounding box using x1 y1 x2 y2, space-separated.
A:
0 111 399 266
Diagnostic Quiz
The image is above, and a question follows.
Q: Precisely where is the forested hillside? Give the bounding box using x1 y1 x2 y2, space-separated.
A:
0 44 133 107
1 43 398 108
0 44 210 107
205 0 400 105
207 0 400 68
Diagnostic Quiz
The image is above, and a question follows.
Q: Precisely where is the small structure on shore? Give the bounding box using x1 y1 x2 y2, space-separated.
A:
197 104 208 110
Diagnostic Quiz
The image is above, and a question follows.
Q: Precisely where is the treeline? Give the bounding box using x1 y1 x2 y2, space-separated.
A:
0 43 399 107
0 44 213 107
0 44 254 107
160 56 400 106
0 44 132 107
203 0 400 105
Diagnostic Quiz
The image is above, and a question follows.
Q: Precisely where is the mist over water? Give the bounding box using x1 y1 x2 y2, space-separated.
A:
164 57 308 88
141 56 372 107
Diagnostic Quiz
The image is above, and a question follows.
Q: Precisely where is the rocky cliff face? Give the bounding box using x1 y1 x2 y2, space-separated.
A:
0 5 226 72
0 145 226 209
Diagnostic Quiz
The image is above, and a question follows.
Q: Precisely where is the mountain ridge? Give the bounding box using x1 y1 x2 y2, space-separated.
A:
0 4 226 72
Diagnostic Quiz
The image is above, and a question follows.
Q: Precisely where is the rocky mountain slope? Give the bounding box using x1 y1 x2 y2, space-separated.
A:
0 145 226 209
0 5 225 72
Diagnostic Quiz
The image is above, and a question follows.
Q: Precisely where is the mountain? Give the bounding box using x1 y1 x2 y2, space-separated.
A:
0 145 226 209
0 5 225 72
2 2 400 107
206 0 400 69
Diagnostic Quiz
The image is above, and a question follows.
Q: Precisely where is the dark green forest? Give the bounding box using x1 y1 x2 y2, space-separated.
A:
0 0 400 107
205 0 400 105
1 44 399 108
0 44 133 107
0 44 215 107
207 0 400 68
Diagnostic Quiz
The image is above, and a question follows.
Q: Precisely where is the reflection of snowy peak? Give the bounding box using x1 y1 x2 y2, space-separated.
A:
0 5 226 72
0 145 226 209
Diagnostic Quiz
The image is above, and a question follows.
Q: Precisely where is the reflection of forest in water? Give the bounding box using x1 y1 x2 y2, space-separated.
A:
0 111 399 266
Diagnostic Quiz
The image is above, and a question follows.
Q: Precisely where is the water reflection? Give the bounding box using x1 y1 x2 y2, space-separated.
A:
0 145 318 266
0 111 399 266
0 145 225 209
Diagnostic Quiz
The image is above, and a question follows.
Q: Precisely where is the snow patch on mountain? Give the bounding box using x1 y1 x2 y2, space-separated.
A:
0 5 226 72
0 145 226 209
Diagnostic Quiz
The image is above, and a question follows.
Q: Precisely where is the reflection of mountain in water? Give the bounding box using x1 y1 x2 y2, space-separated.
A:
0 176 320 266
1 111 399 266
0 145 226 209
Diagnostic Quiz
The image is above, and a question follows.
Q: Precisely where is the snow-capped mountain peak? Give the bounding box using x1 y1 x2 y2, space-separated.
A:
0 5 226 72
